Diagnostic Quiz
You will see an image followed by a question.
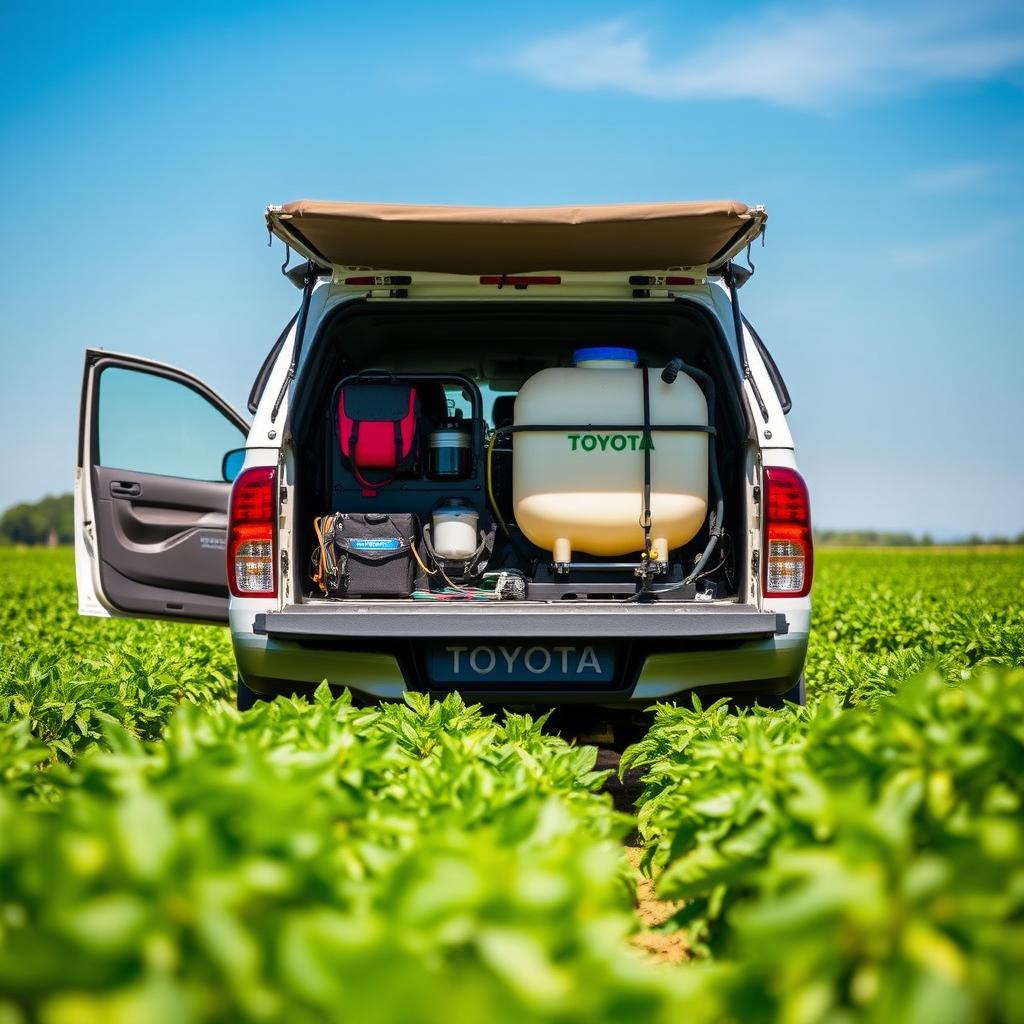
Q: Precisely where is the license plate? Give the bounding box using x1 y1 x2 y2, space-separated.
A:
425 643 615 685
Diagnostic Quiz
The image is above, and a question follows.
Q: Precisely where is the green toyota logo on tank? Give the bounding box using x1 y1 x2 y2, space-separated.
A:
567 433 655 452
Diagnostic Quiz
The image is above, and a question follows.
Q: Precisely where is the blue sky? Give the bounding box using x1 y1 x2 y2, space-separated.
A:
1 0 1022 537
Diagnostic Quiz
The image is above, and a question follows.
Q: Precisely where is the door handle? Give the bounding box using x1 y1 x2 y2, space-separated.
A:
110 481 142 498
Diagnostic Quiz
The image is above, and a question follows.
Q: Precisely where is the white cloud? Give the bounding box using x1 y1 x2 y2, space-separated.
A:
908 161 1005 193
499 6 1024 109
890 219 1019 268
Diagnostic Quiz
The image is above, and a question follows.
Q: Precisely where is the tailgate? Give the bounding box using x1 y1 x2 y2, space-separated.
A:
254 603 783 641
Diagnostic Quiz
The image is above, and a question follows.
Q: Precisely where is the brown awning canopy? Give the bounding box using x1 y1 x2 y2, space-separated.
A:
265 200 766 275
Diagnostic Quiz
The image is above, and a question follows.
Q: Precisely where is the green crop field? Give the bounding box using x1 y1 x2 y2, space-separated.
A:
1 546 1022 1023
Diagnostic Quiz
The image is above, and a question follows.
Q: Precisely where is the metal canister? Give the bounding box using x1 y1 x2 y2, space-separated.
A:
428 422 472 479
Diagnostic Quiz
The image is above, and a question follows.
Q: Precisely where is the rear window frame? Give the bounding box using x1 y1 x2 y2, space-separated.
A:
743 316 792 414
248 312 298 414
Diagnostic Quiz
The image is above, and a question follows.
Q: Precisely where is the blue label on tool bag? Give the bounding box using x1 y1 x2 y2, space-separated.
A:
349 537 402 551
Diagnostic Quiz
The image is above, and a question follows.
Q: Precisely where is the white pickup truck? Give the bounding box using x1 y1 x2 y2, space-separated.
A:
75 200 811 711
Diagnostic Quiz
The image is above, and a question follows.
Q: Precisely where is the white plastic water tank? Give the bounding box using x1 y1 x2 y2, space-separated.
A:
512 347 708 560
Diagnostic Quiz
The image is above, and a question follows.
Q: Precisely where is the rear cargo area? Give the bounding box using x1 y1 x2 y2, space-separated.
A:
287 300 750 610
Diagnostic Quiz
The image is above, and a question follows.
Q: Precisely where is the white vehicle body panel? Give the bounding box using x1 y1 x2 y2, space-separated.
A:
229 271 810 703
74 467 110 618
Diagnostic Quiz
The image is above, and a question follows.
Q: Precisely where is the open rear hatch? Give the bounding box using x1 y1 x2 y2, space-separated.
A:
270 200 766 613
265 200 766 275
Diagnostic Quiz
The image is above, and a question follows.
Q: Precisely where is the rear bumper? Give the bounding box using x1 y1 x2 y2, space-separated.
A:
233 602 807 706
630 633 806 701
253 602 785 641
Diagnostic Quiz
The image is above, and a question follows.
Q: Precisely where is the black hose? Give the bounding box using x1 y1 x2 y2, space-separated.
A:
640 362 653 560
650 357 726 596
685 435 724 582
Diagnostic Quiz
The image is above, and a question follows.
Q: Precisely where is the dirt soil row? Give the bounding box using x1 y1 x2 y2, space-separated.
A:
595 748 690 965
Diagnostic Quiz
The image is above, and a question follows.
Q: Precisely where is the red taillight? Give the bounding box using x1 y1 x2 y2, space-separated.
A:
227 466 277 598
762 467 812 598
479 275 561 287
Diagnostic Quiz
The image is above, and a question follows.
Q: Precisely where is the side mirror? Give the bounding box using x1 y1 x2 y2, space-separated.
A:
222 448 246 483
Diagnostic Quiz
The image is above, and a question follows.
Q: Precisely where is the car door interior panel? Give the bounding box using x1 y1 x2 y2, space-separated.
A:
92 466 232 620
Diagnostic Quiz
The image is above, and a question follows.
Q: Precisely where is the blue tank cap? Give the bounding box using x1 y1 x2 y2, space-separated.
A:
573 346 638 365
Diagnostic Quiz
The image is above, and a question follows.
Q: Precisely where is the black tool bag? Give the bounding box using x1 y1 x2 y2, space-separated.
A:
311 513 420 598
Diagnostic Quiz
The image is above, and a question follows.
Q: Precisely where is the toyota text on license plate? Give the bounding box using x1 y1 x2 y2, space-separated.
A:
426 643 615 685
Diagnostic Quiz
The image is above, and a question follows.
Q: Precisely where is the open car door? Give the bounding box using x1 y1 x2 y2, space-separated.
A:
75 349 249 624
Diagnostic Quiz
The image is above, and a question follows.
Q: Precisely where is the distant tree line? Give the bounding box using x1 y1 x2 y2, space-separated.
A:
0 493 1021 548
815 529 1024 547
0 494 73 546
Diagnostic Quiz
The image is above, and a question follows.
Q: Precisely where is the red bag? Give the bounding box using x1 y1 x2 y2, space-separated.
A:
337 383 419 493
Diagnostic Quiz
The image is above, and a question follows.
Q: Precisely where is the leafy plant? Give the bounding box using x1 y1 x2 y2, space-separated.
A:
0 549 233 794
625 669 1024 1021
1 545 1023 1022
805 548 1024 705
0 688 695 1023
